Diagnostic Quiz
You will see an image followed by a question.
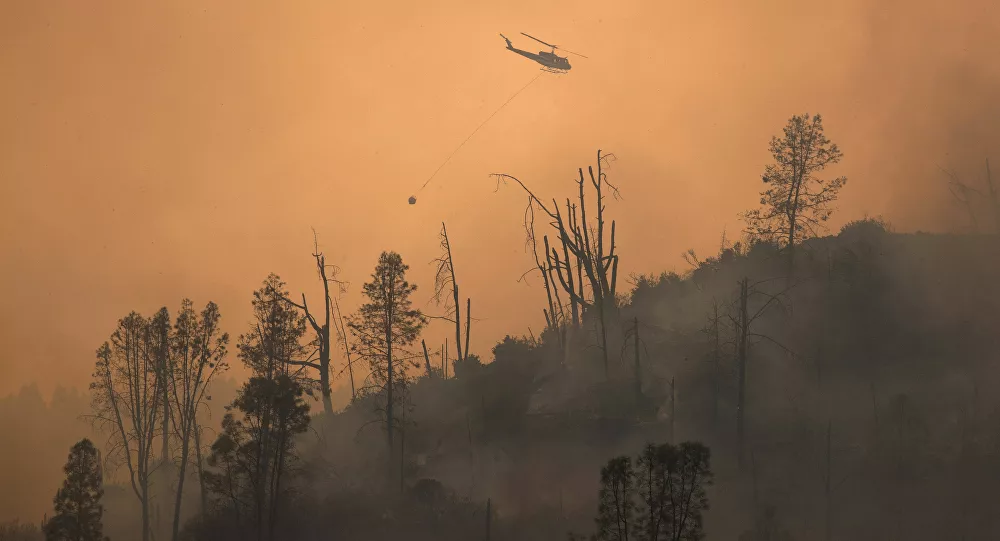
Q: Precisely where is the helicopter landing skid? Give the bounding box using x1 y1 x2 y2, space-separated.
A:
541 67 568 74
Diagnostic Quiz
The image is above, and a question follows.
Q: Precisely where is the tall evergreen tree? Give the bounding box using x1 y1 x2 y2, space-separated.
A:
203 274 311 541
741 113 847 274
44 438 107 541
348 251 428 459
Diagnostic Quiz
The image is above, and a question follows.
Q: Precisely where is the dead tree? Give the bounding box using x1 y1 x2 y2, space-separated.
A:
818 419 852 541
701 299 724 428
669 376 676 443
944 159 999 233
279 231 346 415
421 339 433 377
493 149 621 376
432 222 473 363
515 208 564 340
620 316 648 413
332 297 357 403
633 317 642 409
727 277 794 470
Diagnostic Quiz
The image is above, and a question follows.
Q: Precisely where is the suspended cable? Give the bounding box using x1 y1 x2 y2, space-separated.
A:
410 71 545 202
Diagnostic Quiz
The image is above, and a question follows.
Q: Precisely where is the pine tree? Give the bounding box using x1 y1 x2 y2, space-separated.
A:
740 113 847 274
348 251 427 456
44 438 107 541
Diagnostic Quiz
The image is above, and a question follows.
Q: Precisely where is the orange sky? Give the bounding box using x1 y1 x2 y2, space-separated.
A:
2 0 999 404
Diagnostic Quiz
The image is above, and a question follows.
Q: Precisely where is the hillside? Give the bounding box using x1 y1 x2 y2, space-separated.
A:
6 223 1000 540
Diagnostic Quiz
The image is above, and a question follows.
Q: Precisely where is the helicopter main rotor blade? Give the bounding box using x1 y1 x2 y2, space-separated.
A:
559 47 589 59
520 32 557 49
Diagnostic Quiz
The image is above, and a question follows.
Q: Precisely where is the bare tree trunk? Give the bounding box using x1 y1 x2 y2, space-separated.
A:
464 298 472 360
486 498 492 541
193 423 207 515
162 388 170 465
895 396 905 541
736 278 749 470
422 339 433 377
669 376 676 443
319 336 333 415
171 428 192 541
333 298 356 403
400 408 406 493
633 317 642 411
442 224 464 363
987 159 999 233
282 234 342 415
386 318 394 453
494 149 621 376
711 302 720 428
141 460 151 541
825 419 832 541
561 204 580 329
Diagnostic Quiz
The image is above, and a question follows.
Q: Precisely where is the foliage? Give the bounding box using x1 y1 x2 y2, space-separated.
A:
44 439 107 541
584 442 713 541
348 251 428 442
203 376 310 529
201 274 312 540
167 299 229 540
239 274 309 384
741 113 847 249
90 310 166 541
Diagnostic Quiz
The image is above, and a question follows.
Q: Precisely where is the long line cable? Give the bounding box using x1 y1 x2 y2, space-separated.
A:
416 71 545 194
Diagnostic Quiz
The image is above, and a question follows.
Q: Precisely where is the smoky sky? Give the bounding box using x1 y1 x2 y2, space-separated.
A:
1 0 998 400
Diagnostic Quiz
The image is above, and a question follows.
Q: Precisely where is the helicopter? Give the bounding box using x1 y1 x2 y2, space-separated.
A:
500 32 588 73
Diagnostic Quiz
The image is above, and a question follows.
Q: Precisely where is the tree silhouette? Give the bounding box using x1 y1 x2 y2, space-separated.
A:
595 456 635 541
204 274 311 541
432 222 472 365
167 299 229 541
278 231 347 415
204 375 310 541
741 113 847 272
493 149 621 376
44 438 107 541
90 311 166 541
348 251 427 463
589 442 713 541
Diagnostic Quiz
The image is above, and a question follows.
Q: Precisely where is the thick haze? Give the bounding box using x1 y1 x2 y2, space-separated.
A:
2 0 998 400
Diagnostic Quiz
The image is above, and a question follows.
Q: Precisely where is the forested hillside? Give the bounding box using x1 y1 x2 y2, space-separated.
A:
5 115 1000 541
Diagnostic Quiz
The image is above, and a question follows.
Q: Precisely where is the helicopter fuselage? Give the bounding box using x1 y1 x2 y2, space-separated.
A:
506 44 571 71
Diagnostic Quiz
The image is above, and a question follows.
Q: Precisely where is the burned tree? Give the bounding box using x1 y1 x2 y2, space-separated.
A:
332 296 357 403
493 149 621 376
726 277 794 469
702 299 724 428
278 232 346 415
944 159 998 234
432 222 472 363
